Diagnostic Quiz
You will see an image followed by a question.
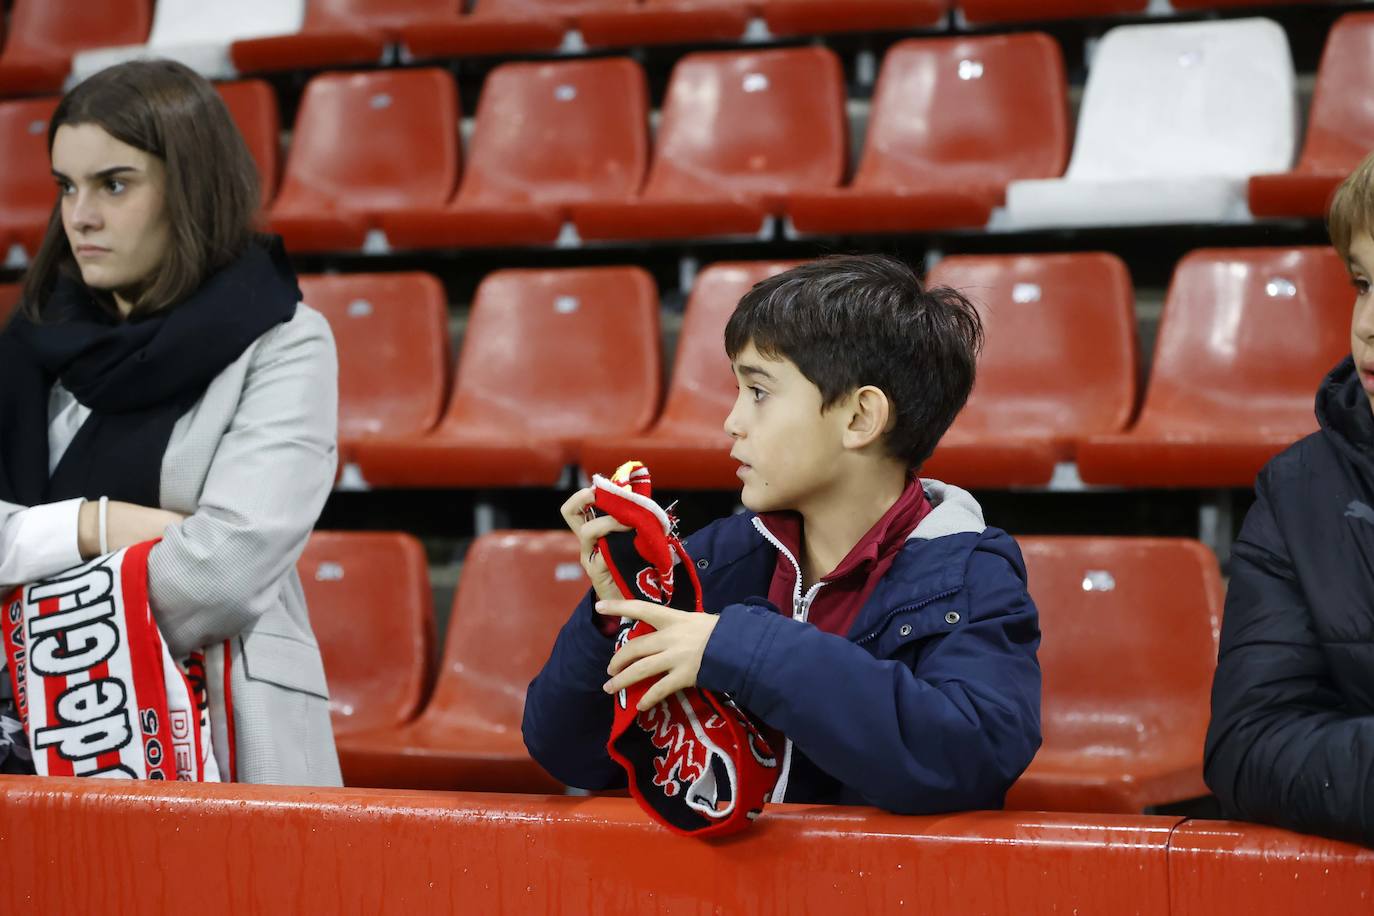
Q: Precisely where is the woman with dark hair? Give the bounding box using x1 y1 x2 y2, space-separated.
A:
0 59 341 786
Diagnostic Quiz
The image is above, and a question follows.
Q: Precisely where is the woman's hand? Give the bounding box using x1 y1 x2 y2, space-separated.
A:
560 486 632 603
78 500 188 559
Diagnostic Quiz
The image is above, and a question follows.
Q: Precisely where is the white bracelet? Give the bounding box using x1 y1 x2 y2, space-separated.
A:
98 496 109 556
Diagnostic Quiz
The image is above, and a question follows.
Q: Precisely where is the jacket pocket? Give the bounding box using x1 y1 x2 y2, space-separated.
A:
870 596 966 660
240 629 331 700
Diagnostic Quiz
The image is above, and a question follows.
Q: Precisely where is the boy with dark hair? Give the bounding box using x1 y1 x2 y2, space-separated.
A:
523 254 1042 814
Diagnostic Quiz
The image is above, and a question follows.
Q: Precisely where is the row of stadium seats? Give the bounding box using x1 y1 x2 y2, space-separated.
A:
0 0 1352 95
0 15 1370 258
1 246 1346 491
300 527 1223 813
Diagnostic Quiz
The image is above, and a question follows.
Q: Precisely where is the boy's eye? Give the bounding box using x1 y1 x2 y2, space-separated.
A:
750 386 767 403
105 178 125 194
56 180 74 195
1355 277 1371 297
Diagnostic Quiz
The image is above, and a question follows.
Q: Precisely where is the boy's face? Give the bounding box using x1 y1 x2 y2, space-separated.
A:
725 341 849 514
1349 231 1374 412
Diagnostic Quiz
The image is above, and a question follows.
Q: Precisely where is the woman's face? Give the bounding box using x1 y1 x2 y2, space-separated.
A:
50 123 170 315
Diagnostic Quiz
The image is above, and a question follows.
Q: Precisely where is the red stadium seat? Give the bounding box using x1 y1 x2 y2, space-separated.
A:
1249 13 1374 219
764 0 947 36
398 0 631 59
959 0 1145 23
920 253 1137 488
216 80 281 209
268 69 459 253
1169 0 1326 8
231 0 454 73
299 532 437 738
350 267 662 488
0 97 60 260
0 284 22 325
0 0 151 96
787 33 1067 235
336 530 585 792
301 273 451 469
573 47 846 242
1077 247 1351 488
578 0 753 48
1007 537 1223 813
379 58 649 250
581 260 802 487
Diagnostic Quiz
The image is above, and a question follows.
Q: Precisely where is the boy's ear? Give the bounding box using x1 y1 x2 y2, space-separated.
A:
841 385 892 451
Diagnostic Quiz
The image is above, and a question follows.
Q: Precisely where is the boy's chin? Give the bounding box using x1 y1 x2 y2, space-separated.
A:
739 482 786 514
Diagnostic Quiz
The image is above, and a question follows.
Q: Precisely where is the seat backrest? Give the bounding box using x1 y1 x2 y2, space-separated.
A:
961 0 1146 23
0 283 22 325
302 272 451 441
446 267 661 439
458 58 648 208
217 80 281 207
657 260 803 431
470 0 635 18
644 47 846 200
1066 18 1295 181
3 0 151 62
146 0 303 46
1139 247 1350 433
1294 13 1374 174
423 531 587 732
1020 536 1222 756
277 69 459 212
299 531 436 735
854 33 1067 190
303 0 457 30
927 253 1137 438
0 97 60 223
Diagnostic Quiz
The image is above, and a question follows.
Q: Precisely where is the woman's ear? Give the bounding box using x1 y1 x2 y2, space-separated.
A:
842 385 892 451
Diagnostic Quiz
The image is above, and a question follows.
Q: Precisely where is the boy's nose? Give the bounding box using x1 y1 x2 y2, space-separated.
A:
723 402 744 439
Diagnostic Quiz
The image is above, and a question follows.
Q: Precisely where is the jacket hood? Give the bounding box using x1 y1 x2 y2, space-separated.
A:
910 479 986 540
1316 356 1374 464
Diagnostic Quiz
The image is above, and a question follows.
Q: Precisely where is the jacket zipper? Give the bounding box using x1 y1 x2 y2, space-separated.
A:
750 517 829 803
854 588 960 646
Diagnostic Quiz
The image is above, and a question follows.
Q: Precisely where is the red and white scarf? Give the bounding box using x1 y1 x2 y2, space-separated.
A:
1 540 218 781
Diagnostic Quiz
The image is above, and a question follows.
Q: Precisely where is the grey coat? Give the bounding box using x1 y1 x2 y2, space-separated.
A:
2 304 343 786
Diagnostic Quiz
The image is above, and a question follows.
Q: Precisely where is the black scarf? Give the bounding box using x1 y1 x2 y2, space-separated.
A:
0 238 300 508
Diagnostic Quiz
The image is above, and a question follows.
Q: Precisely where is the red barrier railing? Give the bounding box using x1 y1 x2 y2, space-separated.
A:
0 777 1367 915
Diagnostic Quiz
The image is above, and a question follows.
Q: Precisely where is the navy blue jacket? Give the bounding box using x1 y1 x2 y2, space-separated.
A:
1205 357 1374 847
522 485 1043 814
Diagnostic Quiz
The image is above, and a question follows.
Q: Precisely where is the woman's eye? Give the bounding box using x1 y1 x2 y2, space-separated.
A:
56 181 74 195
105 179 125 194
1355 278 1371 297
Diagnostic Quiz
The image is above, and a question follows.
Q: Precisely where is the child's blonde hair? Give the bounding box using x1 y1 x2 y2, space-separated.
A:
1329 150 1374 261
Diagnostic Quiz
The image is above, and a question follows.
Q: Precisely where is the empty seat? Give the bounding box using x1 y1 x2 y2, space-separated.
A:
578 0 753 48
1077 247 1351 488
301 273 451 469
379 58 648 250
0 284 22 325
232 0 453 74
959 0 1145 23
70 0 303 84
1003 18 1296 229
268 69 459 253
573 47 846 242
0 0 151 96
1250 13 1374 219
1006 536 1223 813
299 531 437 738
788 33 1067 235
336 530 586 792
0 97 60 261
349 267 662 488
217 80 281 209
764 0 947 36
399 0 631 59
1169 0 1328 8
920 253 1137 489
581 260 802 488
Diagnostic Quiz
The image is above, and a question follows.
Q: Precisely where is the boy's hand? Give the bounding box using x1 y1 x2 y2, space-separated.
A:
560 487 632 603
598 599 719 710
